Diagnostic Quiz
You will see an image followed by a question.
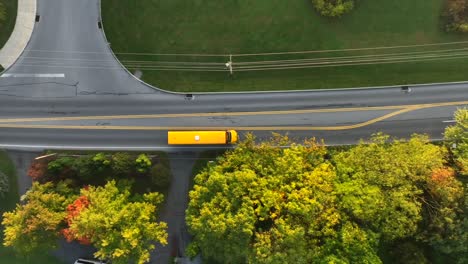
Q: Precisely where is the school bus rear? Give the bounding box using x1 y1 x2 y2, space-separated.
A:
168 130 238 145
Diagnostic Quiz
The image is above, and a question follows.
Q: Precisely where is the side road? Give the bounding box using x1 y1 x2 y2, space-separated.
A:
0 0 36 69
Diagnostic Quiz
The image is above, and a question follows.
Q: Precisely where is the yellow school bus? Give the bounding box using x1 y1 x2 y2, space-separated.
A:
167 130 238 145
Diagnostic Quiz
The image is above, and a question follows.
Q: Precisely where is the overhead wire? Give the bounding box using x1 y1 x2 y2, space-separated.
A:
8 41 468 72
21 40 468 57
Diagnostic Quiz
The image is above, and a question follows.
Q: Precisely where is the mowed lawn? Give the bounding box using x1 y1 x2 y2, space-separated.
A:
102 0 468 92
0 0 17 71
0 0 16 50
0 151 63 264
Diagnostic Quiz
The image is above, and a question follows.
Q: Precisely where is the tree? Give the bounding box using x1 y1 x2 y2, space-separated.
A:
135 154 151 174
66 180 167 264
150 163 171 190
418 167 467 263
2 181 76 254
333 133 446 241
92 153 111 173
0 170 8 198
27 159 49 182
62 195 91 245
111 152 134 177
444 108 468 175
72 155 95 181
186 134 381 264
47 156 75 180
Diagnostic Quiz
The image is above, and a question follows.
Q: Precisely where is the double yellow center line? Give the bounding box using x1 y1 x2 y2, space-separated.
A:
0 101 465 131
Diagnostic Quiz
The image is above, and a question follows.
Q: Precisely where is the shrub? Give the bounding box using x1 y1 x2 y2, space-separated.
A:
111 152 134 177
135 154 152 174
150 163 172 190
0 171 9 197
311 0 355 17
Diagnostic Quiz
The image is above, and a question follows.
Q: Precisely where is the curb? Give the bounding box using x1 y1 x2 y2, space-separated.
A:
98 1 468 96
0 0 37 72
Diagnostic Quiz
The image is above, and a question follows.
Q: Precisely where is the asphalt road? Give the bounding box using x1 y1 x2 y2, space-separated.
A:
0 0 466 151
0 1 466 264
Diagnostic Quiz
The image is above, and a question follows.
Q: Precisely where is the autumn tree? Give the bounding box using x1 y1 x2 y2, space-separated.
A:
419 167 467 262
2 181 76 254
444 108 468 175
66 180 167 264
62 195 91 245
186 134 381 263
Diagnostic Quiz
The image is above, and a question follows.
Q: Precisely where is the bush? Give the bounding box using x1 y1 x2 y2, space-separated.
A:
135 154 152 174
0 170 9 197
311 0 355 17
150 163 172 190
443 0 468 33
111 152 134 177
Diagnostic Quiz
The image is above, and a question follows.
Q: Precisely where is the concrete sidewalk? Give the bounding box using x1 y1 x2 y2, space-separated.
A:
0 0 36 69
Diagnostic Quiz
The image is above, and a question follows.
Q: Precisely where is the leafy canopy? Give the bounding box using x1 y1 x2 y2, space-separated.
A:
67 180 168 264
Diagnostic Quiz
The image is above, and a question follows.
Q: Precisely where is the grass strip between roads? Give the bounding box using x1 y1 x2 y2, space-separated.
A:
0 0 17 50
102 0 468 92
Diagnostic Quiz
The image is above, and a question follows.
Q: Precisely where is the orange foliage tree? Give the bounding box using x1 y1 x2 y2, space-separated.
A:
62 195 91 245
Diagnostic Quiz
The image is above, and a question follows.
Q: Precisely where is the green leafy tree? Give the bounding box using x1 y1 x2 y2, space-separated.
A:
92 153 111 173
2 181 76 254
111 152 134 177
150 163 172 190
444 108 468 175
66 180 168 264
333 133 446 241
186 134 381 264
47 157 74 175
72 155 95 181
135 154 151 174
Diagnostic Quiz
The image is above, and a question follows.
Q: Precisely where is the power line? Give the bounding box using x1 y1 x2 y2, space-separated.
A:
13 50 468 72
21 40 468 57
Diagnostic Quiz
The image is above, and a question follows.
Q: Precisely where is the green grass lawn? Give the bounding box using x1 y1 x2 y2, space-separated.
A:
102 0 468 92
0 0 17 50
0 151 64 264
